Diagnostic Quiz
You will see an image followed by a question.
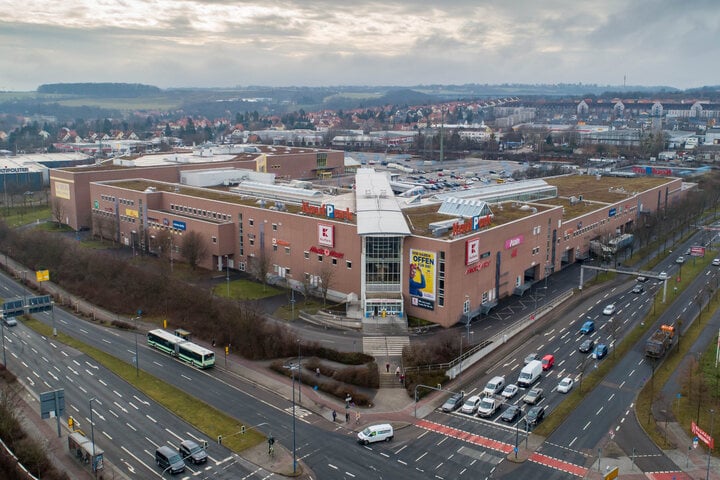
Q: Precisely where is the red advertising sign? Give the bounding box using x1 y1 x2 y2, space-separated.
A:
690 246 705 257
692 421 714 449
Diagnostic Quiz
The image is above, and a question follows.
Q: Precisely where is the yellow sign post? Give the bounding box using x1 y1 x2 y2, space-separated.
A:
604 466 619 480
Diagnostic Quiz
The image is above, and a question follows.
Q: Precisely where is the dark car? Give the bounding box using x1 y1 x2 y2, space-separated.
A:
441 392 464 412
632 284 645 294
526 406 545 425
579 339 595 353
501 405 522 423
179 439 208 465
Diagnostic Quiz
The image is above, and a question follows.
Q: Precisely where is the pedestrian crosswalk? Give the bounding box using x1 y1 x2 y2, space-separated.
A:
362 336 410 356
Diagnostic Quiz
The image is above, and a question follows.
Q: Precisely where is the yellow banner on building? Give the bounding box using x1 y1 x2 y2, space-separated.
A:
54 181 70 200
125 208 139 218
409 249 436 300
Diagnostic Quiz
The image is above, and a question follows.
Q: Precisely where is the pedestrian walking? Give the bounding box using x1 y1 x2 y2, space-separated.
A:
315 367 320 377
345 411 350 423
395 366 400 377
400 373 405 384
355 411 360 424
332 410 337 422
212 338 216 347
385 362 390 373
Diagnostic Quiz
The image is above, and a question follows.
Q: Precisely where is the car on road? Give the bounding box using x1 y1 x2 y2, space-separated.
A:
501 384 519 399
501 405 522 423
179 439 208 465
557 377 574 394
476 397 501 417
541 354 554 371
659 271 669 280
2 317 17 327
602 304 616 315
482 376 506 396
632 284 645 294
523 353 539 365
580 320 595 335
676 256 685 264
593 343 609 359
460 395 482 415
713 258 720 266
579 338 595 353
522 388 544 405
441 392 464 412
637 276 648 283
526 406 545 425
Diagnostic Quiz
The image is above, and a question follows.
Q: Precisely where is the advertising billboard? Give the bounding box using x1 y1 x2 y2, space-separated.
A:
409 249 436 305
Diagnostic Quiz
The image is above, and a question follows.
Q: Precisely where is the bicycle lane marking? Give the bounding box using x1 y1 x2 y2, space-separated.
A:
417 419 589 478
416 419 512 454
528 452 587 477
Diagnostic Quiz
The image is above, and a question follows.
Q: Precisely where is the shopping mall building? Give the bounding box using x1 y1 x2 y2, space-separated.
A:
50 146 686 328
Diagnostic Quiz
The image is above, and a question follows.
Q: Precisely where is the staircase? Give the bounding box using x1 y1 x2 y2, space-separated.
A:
378 372 405 389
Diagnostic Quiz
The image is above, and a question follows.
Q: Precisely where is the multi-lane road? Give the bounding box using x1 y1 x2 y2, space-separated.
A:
1 232 716 479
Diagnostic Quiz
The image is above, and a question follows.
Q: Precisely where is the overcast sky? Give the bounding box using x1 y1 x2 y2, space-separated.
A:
1 0 718 91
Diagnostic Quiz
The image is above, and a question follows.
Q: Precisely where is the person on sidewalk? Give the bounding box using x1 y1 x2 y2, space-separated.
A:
345 411 350 423
395 366 400 377
315 367 320 377
355 411 361 424
332 410 337 422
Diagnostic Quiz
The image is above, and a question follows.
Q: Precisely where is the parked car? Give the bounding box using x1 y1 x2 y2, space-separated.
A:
441 392 465 412
526 406 545 425
593 343 609 359
501 384 519 399
579 339 595 353
178 439 207 465
580 321 595 335
501 405 522 423
460 395 482 415
523 353 539 365
603 304 616 315
522 388 544 405
557 377 574 394
541 354 554 371
632 284 645 294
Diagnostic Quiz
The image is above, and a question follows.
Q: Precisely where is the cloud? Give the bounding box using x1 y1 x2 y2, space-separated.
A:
0 0 719 90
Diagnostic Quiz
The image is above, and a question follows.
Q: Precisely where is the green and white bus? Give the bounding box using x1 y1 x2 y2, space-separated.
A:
147 329 215 369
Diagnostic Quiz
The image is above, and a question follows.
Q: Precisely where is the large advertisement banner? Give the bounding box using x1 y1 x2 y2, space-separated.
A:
409 249 436 302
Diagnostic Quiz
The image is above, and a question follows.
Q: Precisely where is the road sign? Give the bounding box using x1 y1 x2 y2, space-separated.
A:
2 299 24 318
35 270 50 282
693 436 699 449
604 466 619 480
27 295 52 313
40 389 65 419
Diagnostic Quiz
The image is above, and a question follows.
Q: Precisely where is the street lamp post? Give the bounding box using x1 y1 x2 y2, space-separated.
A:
297 339 302 404
291 363 297 474
1 320 6 366
707 409 715 480
134 310 141 377
51 301 57 337
89 397 97 478
464 295 471 342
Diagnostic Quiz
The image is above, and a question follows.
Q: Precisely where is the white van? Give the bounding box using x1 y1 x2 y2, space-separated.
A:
482 376 506 396
357 424 394 445
517 360 542 387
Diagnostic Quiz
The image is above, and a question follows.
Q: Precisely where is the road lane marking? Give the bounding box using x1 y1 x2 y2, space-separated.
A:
583 421 591 430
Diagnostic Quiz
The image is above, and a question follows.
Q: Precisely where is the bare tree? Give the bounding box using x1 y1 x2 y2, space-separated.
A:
318 263 335 306
50 197 65 228
249 250 272 289
181 231 208 270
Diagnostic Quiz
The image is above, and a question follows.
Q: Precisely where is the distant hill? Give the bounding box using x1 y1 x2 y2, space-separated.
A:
37 83 161 97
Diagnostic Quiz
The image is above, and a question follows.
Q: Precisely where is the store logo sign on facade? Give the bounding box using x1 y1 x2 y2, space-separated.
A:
301 201 353 221
318 224 334 247
466 239 480 265
504 235 524 249
465 260 491 274
309 245 344 259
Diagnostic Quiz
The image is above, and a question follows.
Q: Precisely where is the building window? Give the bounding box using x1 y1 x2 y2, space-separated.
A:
249 238 255 246
317 152 328 167
317 255 323 262
272 223 278 231
332 258 337 265
212 236 217 244
249 219 254 226
273 245 278 252
304 251 309 259
285 247 291 254
346 260 352 269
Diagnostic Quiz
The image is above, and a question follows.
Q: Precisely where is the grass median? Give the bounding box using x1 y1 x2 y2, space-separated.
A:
24 318 265 453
